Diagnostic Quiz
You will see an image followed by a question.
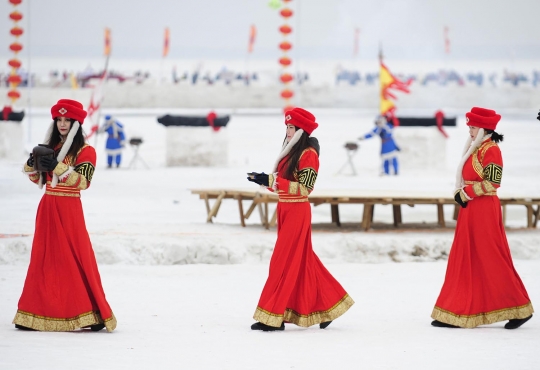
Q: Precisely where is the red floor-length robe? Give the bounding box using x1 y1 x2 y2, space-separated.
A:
14 144 117 332
432 138 533 327
253 147 354 327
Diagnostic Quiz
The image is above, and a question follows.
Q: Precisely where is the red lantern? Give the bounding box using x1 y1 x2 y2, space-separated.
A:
10 27 24 36
283 105 295 113
8 59 21 68
9 0 23 5
280 8 293 18
8 75 22 85
9 43 23 52
279 25 292 34
282 0 292 2
279 57 292 66
9 11 23 21
281 89 294 99
279 41 292 51
280 73 293 83
7 90 21 99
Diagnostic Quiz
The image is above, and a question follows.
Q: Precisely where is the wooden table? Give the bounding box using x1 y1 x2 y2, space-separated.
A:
191 188 540 231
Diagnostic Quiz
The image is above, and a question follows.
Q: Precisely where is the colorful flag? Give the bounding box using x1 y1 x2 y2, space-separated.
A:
163 27 170 57
104 28 111 56
248 25 257 53
380 61 411 119
444 26 450 54
353 28 360 57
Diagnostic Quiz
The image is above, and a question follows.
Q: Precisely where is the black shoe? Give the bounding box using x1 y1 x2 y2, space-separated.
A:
90 323 106 332
250 322 285 331
15 324 36 331
505 315 532 330
431 320 459 328
320 321 332 329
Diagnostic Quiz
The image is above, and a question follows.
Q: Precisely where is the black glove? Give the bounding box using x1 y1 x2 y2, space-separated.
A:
39 156 59 172
537 110 540 121
26 153 34 167
247 172 269 187
454 191 468 208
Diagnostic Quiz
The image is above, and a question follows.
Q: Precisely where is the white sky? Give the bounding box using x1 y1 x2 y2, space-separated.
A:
1 0 540 60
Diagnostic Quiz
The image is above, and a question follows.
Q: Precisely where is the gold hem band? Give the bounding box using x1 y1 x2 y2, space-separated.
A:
253 294 354 327
13 310 117 332
431 302 533 328
45 191 80 197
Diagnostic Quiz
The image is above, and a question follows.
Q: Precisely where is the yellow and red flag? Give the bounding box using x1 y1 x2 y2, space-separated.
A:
248 24 257 53
380 61 411 120
163 27 170 57
104 28 111 56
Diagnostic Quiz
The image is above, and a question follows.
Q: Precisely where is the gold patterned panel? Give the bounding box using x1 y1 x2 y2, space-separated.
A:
471 150 484 179
483 163 502 185
472 182 485 196
288 181 299 195
297 167 317 191
431 302 533 328
53 162 70 177
253 294 354 328
75 162 95 183
13 309 117 332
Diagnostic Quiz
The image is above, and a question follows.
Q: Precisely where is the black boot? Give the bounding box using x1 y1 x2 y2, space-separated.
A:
320 321 332 329
431 320 459 328
505 315 532 330
250 322 285 331
90 323 106 332
15 324 36 331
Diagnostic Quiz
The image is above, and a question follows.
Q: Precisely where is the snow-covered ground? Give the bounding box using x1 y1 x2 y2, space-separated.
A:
1 262 539 369
1 109 539 369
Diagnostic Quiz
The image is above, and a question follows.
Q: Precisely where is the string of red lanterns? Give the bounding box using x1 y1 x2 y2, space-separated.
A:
278 0 294 111
7 0 24 103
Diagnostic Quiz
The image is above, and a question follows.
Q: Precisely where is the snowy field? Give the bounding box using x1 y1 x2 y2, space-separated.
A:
1 109 540 369
0 261 539 370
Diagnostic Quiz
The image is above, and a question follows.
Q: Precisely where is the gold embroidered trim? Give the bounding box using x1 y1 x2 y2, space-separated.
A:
483 163 502 185
473 182 485 196
45 191 80 198
13 310 117 332
299 184 310 196
278 198 309 203
268 173 275 189
288 181 299 195
479 141 497 164
64 172 79 187
53 162 69 177
471 149 484 179
24 163 35 173
431 302 533 328
483 180 497 193
253 294 354 327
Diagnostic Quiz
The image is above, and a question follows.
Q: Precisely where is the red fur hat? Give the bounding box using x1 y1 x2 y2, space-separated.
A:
284 107 318 135
465 107 501 131
51 99 87 124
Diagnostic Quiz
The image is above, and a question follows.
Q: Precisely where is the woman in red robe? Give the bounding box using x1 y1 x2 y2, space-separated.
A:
431 107 533 329
248 107 354 331
14 99 116 332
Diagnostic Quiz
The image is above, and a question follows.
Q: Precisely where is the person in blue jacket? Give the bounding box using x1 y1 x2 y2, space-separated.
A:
99 115 125 168
359 115 400 175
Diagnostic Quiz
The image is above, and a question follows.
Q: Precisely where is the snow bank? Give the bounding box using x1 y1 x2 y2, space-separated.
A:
2 229 540 266
0 122 24 161
166 126 228 166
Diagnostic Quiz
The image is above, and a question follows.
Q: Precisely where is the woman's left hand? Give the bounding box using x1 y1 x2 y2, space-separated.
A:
39 157 59 171
247 172 269 187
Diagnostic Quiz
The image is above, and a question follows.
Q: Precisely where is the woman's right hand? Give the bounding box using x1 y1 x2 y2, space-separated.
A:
27 153 34 167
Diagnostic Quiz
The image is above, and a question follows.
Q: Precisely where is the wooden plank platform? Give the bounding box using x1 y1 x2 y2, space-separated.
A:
190 188 540 231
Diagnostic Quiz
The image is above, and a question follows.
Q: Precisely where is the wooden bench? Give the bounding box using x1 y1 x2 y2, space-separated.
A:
190 188 540 231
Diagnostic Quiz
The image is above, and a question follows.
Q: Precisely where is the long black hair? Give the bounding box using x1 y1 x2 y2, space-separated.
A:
485 129 504 143
47 118 87 159
281 127 320 181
